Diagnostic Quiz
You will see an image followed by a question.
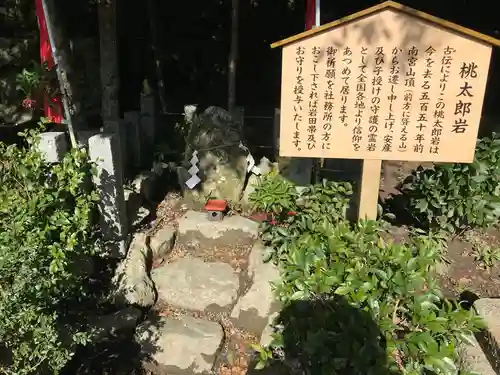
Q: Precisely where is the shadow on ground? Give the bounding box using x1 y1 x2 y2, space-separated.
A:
62 334 147 375
61 314 167 375
248 296 401 375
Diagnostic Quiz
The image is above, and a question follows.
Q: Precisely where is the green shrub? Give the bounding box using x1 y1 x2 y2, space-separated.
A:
250 175 484 375
0 127 100 374
397 134 500 233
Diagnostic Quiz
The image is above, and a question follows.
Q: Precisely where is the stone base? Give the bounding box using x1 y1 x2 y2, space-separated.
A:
151 258 239 313
230 243 280 338
177 210 259 249
474 298 500 373
135 316 223 374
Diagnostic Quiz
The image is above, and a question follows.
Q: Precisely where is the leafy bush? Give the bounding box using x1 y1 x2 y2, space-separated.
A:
250 174 484 375
0 127 100 374
396 134 500 233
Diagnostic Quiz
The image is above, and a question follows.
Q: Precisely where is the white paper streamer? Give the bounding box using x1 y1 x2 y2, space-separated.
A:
239 142 261 175
185 150 201 189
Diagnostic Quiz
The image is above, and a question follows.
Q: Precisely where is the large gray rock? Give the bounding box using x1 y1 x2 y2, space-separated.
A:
124 188 150 230
133 171 157 203
0 37 37 68
178 105 248 204
177 210 258 248
150 225 176 258
151 258 239 312
230 243 280 337
461 335 495 375
278 157 314 187
110 233 156 308
474 298 500 372
136 316 223 374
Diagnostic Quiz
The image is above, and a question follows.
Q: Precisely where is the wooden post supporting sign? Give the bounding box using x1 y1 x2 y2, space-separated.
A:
271 1 500 220
358 160 382 220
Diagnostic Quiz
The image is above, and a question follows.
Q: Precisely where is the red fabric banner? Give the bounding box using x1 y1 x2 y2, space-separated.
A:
305 0 316 30
34 0 63 124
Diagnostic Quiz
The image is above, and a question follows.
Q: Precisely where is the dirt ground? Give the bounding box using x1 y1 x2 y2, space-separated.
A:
380 160 500 300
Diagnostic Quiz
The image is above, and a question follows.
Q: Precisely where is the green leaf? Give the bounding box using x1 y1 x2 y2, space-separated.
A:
415 198 428 211
254 360 266 370
457 333 476 346
334 285 351 295
441 356 457 372
262 246 274 262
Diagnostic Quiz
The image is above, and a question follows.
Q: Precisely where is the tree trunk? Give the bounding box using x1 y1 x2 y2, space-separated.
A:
98 0 120 125
228 0 238 113
146 0 168 114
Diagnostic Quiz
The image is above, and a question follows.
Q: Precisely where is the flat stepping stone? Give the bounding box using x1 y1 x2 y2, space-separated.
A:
177 210 258 248
150 225 176 258
151 258 239 312
462 335 496 375
474 298 500 373
230 243 281 337
136 316 223 374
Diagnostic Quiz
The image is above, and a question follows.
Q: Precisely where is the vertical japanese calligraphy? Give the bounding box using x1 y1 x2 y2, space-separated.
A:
432 46 454 153
353 47 367 151
339 47 352 127
454 60 477 134
368 47 384 152
279 8 492 163
322 47 337 150
307 47 321 150
293 46 305 151
414 46 436 154
384 47 400 152
400 90 411 152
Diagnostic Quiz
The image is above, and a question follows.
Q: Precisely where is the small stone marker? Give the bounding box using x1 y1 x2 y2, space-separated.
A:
88 133 128 257
38 132 68 163
123 111 142 168
271 0 500 220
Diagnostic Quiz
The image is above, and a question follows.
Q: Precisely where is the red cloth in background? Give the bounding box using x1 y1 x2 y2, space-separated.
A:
305 0 316 30
34 0 63 124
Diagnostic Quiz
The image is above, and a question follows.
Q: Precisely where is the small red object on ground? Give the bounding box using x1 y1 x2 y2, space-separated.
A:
204 199 228 221
247 210 298 225
247 211 268 222
204 199 228 212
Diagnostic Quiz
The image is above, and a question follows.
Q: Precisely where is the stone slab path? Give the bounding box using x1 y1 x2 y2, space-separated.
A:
136 316 224 374
112 209 279 374
152 258 240 313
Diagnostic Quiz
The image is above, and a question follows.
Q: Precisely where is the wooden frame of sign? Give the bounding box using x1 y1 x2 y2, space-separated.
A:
271 0 500 220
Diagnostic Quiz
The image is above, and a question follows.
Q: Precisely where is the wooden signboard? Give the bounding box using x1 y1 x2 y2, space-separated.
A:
271 1 500 219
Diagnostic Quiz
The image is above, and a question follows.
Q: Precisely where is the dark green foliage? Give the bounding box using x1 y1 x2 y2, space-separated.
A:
396 134 500 233
249 174 484 375
0 126 100 374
